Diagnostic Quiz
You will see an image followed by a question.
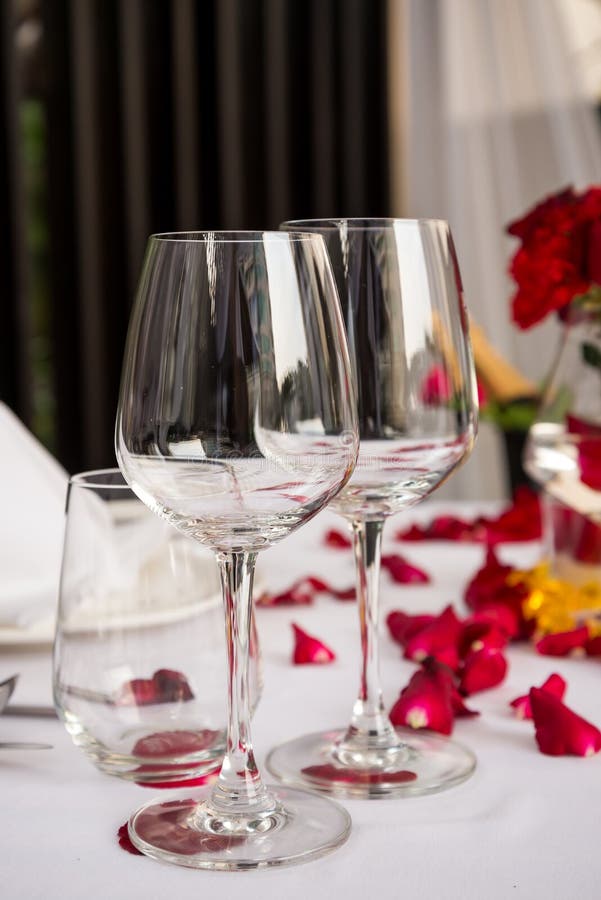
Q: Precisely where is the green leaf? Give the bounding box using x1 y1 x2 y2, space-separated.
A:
581 342 601 370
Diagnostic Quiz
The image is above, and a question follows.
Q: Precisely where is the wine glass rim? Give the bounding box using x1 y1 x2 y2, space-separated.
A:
281 217 448 230
70 467 128 489
149 230 321 244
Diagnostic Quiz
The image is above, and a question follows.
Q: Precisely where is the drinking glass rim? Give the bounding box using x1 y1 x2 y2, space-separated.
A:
70 467 128 490
149 230 322 244
281 217 448 230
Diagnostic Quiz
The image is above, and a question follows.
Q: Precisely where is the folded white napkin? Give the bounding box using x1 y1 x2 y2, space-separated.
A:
0 403 69 627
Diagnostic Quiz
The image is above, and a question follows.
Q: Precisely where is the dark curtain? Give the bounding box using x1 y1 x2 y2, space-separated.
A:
0 0 390 472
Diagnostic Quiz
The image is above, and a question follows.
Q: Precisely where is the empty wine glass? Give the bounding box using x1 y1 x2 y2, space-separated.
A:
116 231 358 869
268 218 478 798
53 468 262 784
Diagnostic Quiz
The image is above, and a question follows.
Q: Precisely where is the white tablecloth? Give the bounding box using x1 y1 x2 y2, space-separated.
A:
1 504 600 900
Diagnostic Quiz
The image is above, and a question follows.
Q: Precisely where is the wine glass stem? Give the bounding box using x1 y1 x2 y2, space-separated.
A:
209 551 272 818
344 518 396 746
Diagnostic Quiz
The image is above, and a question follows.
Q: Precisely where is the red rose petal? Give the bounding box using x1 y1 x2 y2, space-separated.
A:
530 687 601 756
464 546 530 638
152 669 194 702
118 799 245 855
381 554 430 584
404 605 462 671
510 673 567 720
395 489 541 544
301 764 417 785
257 578 316 607
323 529 352 549
257 576 355 606
131 729 222 786
450 688 480 718
467 603 521 640
390 676 454 735
135 769 219 790
116 670 195 706
459 619 509 658
420 657 480 718
132 729 219 759
292 623 336 664
386 611 436 647
535 626 589 657
585 635 601 656
459 648 508 695
118 823 143 856
116 678 158 706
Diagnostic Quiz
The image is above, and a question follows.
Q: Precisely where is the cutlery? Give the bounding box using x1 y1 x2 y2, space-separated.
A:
0 674 56 718
2 704 57 718
0 673 18 714
0 741 53 750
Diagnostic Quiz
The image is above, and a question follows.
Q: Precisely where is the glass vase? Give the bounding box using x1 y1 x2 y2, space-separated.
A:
524 305 601 585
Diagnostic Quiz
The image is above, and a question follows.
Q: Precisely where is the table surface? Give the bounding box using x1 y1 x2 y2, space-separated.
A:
1 503 600 900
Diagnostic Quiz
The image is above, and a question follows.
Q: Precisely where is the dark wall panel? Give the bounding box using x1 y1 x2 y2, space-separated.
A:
2 0 390 472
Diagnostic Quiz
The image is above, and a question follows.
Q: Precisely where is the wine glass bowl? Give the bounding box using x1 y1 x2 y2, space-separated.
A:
116 231 358 868
267 218 478 798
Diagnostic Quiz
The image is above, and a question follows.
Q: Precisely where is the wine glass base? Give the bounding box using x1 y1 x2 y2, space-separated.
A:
266 728 476 800
128 784 351 870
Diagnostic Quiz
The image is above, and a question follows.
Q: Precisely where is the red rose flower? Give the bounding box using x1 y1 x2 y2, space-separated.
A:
507 186 601 329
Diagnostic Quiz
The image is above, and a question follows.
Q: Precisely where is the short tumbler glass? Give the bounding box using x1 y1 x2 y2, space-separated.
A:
53 469 262 783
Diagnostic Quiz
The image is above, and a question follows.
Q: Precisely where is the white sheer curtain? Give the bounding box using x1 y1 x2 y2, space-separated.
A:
389 0 601 500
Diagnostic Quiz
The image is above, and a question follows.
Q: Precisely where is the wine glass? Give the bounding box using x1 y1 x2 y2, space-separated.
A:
53 468 262 784
268 218 478 798
116 231 358 869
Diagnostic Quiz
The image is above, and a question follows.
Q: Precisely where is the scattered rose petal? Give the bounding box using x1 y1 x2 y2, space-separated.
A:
390 671 454 735
535 626 589 657
397 515 475 543
481 487 542 544
585 635 601 656
131 729 222 787
292 623 336 664
118 823 143 856
323 528 352 549
510 673 567 720
459 619 509 657
451 689 480 718
404 605 462 671
116 669 194 706
459 648 508 695
464 547 530 639
257 576 355 606
386 611 436 647
152 669 194 702
118 799 245 855
381 554 430 584
467 603 521 640
421 657 480 719
301 764 417 785
257 578 317 607
132 729 219 759
396 488 541 544
530 687 601 756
